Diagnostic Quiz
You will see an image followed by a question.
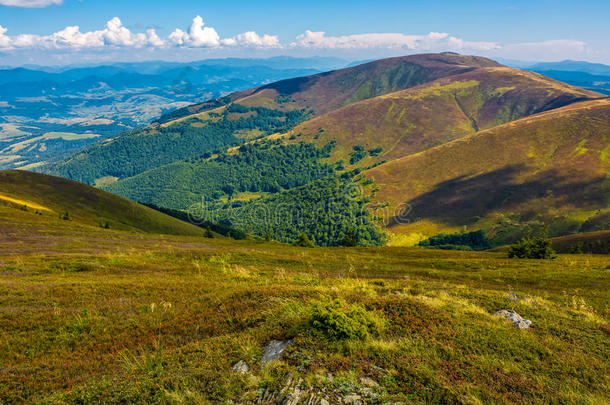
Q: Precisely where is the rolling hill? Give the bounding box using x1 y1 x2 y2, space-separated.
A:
44 53 505 184
0 169 205 236
364 98 610 244
283 66 598 168
100 65 600 229
41 53 608 246
165 53 503 120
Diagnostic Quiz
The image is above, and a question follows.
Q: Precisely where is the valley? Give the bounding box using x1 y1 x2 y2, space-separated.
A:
0 57 348 170
1 51 609 404
42 53 609 248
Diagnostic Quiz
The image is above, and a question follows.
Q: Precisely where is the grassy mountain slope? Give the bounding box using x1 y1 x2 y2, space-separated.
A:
0 170 204 236
42 53 504 186
365 98 610 243
103 66 600 210
1 208 608 403
166 53 503 120
284 67 599 168
98 65 603 246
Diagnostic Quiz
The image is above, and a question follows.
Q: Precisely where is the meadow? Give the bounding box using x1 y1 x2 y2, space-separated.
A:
0 212 608 404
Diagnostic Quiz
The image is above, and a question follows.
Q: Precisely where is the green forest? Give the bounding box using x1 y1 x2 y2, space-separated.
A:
103 139 384 246
44 104 311 184
207 176 386 246
105 140 337 209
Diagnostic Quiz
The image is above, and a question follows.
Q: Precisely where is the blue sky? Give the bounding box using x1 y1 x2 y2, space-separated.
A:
1 0 609 66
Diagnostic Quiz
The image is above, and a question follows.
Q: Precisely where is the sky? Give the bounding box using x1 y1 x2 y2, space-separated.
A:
0 0 609 66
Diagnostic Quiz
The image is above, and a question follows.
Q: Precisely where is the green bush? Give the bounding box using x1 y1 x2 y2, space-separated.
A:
293 232 315 247
310 299 383 340
419 230 490 251
508 237 557 259
349 145 368 165
342 228 358 247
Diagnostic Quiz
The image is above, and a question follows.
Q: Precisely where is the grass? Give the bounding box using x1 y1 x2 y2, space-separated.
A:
285 66 599 173
0 170 204 237
0 210 608 403
366 98 610 241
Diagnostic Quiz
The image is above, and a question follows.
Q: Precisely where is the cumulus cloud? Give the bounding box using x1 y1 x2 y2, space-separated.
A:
0 16 603 64
0 0 61 7
447 36 499 51
291 30 499 53
0 15 281 52
169 15 220 47
222 31 280 48
500 39 589 60
0 17 162 50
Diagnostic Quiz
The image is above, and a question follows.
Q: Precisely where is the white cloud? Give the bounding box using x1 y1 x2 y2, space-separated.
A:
0 0 61 7
102 17 148 47
447 36 499 51
500 39 589 60
146 28 164 47
222 31 280 48
291 30 499 53
169 15 220 47
0 17 163 50
0 17 605 64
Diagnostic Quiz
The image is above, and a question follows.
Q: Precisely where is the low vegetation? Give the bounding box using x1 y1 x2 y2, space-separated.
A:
310 298 384 340
419 229 491 251
0 205 608 403
508 237 557 259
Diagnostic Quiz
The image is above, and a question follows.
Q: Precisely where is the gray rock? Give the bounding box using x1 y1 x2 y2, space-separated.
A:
261 339 292 365
344 393 362 404
231 360 250 374
283 386 303 405
360 377 379 387
495 309 532 329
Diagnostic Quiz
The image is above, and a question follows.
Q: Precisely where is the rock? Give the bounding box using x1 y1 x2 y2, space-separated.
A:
344 393 362 404
283 386 302 405
360 377 379 387
495 309 532 329
320 399 330 405
231 360 250 374
261 339 292 365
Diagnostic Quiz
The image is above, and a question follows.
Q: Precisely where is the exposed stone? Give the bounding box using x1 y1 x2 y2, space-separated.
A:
495 309 532 329
231 360 250 374
261 339 292 365
320 399 330 405
344 393 362 404
360 377 379 387
283 385 302 405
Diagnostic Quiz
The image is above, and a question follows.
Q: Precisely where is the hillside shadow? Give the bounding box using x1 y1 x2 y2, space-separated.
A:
387 164 607 227
261 76 315 95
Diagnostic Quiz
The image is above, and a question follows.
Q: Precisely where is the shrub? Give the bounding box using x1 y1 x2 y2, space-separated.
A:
342 229 358 247
310 299 383 340
293 232 315 247
508 237 557 259
349 145 367 165
368 147 383 157
419 230 490 251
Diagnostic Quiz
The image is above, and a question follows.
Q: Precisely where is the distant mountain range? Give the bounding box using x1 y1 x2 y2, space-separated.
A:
500 59 610 95
0 56 352 170
43 53 609 247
